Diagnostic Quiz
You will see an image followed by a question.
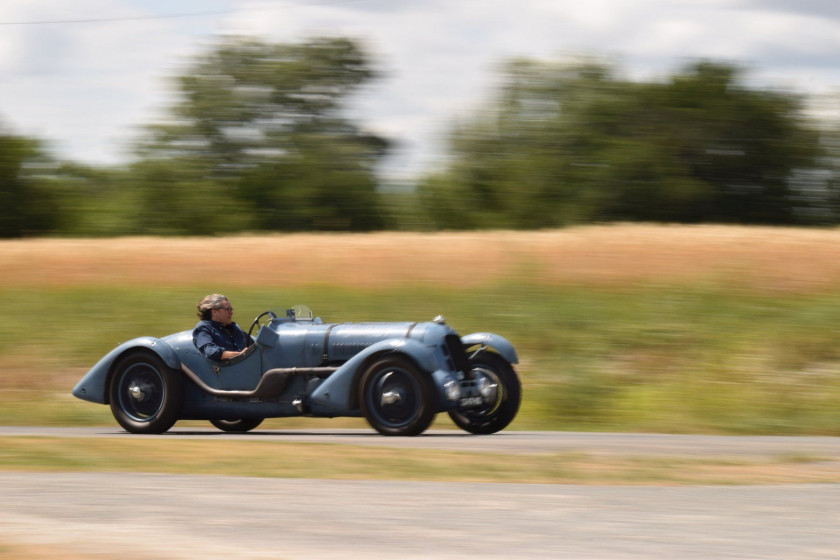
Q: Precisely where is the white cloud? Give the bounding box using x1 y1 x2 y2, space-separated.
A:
0 0 216 159
0 0 838 180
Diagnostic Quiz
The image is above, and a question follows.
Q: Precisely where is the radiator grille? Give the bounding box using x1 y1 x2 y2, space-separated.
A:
444 334 470 374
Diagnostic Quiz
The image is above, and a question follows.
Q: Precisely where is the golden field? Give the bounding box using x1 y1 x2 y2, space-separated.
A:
2 224 840 292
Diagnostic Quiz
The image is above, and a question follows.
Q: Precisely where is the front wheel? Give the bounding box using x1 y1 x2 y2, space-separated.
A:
109 352 182 434
360 356 435 436
209 418 264 433
448 352 521 434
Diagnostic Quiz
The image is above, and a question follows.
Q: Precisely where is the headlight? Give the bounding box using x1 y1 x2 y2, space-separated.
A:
443 379 461 402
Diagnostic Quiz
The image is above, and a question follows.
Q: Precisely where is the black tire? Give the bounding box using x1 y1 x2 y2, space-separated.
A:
360 356 435 436
448 352 521 435
109 351 182 434
209 418 264 433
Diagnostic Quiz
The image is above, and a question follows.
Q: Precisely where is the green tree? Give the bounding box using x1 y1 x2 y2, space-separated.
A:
418 59 829 228
0 130 59 237
33 163 132 236
137 36 387 232
118 158 250 235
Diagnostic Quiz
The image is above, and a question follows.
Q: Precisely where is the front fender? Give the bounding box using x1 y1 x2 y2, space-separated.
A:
461 332 519 365
71 337 181 404
308 338 438 416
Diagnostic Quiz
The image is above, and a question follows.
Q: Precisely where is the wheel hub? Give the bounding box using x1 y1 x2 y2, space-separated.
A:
381 389 403 406
128 384 146 402
477 376 498 404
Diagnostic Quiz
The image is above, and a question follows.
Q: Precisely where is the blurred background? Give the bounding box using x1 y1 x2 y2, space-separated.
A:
2 0 840 235
2 1 840 434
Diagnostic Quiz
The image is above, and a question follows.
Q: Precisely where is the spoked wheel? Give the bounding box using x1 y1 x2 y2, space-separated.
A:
448 352 521 435
109 351 182 434
209 418 264 433
360 356 435 436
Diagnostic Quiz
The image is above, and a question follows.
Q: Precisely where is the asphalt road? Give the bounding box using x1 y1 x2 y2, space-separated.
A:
1 472 839 559
2 429 839 559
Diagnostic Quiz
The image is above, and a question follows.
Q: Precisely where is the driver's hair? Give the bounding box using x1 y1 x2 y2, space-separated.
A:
197 293 229 320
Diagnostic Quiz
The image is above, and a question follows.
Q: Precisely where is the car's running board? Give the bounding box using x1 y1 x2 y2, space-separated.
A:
180 364 338 399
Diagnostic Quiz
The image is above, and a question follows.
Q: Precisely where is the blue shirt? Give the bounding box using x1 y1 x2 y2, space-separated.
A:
193 320 250 361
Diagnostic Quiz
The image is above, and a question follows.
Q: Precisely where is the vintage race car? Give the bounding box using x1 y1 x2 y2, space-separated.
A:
72 305 521 436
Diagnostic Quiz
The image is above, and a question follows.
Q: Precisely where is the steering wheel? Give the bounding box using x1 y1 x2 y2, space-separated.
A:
248 310 277 339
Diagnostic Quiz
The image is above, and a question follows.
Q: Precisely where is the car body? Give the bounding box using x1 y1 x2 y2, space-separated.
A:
72 305 521 436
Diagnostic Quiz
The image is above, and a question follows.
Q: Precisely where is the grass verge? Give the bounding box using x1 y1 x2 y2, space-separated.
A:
5 283 840 434
1 437 839 485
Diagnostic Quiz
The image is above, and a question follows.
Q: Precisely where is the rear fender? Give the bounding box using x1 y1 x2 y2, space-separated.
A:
308 338 437 417
461 333 518 365
71 337 181 404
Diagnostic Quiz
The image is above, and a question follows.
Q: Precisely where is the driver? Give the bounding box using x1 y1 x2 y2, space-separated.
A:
193 294 251 361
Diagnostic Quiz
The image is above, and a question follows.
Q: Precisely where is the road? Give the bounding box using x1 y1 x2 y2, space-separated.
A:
1 429 839 559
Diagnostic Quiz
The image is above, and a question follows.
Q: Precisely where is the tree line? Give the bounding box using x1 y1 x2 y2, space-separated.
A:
2 36 839 237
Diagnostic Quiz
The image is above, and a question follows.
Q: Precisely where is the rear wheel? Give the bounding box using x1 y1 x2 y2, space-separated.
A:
448 352 520 435
360 356 435 436
109 352 182 434
209 418 264 433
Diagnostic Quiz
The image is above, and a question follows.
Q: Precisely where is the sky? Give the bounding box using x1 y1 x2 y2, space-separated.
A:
1 0 839 181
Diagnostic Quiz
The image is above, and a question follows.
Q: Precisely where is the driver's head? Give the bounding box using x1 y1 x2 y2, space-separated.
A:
197 293 233 323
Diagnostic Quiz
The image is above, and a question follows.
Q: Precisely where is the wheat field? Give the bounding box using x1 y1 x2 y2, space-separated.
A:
2 225 840 292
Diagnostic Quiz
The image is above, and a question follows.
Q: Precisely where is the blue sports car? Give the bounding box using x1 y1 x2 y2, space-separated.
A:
73 305 521 436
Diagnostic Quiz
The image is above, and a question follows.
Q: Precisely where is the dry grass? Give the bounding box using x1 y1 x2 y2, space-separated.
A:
2 437 839 485
3 225 840 292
